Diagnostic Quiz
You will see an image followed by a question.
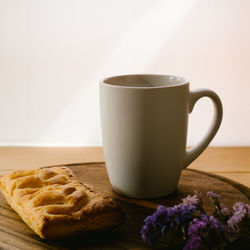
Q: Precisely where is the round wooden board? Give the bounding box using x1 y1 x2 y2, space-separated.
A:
0 162 249 250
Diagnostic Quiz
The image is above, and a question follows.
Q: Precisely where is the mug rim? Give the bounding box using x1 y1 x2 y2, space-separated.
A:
100 74 189 89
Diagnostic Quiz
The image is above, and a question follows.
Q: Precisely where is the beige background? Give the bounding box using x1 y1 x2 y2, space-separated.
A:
0 0 250 146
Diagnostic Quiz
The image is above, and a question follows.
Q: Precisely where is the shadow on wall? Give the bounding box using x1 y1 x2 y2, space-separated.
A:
0 0 162 145
4 1 248 146
0 0 196 145
32 0 196 146
146 0 250 146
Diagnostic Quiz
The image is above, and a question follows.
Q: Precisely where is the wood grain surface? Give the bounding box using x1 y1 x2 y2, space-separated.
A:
0 162 249 249
0 147 249 187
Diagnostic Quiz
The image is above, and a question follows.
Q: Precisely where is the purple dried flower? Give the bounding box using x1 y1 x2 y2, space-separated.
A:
141 204 196 245
172 204 197 226
141 191 250 248
233 202 245 213
206 191 220 200
184 215 226 250
182 194 200 207
227 202 249 232
217 202 231 217
141 205 168 245
220 205 231 216
194 190 203 199
228 215 243 233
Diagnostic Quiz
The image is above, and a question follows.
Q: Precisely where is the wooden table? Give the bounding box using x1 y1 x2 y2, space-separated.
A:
0 146 249 187
0 147 249 249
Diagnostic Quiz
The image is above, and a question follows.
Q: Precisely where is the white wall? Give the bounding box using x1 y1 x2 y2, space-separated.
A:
0 0 249 146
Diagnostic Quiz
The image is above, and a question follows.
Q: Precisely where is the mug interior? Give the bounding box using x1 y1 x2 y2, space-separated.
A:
102 74 188 88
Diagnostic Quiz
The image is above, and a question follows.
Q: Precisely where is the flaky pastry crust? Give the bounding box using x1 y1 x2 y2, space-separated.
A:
0 166 125 239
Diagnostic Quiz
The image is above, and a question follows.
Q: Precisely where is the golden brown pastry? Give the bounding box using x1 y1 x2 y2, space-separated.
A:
0 166 125 239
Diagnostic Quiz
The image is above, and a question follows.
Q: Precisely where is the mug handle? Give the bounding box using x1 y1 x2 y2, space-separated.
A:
184 89 223 168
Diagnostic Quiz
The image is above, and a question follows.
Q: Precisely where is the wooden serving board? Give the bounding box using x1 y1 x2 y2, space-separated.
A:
0 162 249 250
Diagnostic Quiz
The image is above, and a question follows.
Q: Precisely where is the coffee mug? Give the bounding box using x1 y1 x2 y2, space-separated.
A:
99 74 223 198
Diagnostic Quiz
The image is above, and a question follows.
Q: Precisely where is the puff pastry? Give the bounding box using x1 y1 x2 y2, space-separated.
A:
0 166 125 239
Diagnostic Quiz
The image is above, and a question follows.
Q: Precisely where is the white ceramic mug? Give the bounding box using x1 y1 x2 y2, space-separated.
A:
99 74 223 199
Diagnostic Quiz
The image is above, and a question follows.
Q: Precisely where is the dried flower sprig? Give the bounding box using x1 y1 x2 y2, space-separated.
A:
141 191 250 249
